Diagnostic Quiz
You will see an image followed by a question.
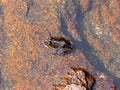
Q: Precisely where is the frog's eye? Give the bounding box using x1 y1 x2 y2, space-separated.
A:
45 39 52 45
44 40 49 44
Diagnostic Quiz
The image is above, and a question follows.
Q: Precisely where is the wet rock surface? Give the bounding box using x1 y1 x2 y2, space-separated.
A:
0 0 119 90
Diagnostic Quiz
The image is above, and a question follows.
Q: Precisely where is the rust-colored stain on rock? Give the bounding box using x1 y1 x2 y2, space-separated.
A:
0 0 119 90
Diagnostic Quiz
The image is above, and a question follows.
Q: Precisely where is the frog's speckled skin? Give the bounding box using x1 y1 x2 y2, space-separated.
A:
44 36 72 55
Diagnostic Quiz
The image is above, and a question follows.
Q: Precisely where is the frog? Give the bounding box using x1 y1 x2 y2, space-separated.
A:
44 30 72 55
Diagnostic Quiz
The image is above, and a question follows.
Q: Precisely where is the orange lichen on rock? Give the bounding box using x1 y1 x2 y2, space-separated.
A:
91 7 102 25
89 38 103 51
111 29 120 43
101 4 116 25
80 0 89 12
110 0 120 17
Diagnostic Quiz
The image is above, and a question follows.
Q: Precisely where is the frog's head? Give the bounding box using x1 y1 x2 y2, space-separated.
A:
44 37 60 48
44 38 52 47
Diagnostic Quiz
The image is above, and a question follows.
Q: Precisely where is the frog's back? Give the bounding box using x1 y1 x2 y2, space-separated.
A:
51 36 72 45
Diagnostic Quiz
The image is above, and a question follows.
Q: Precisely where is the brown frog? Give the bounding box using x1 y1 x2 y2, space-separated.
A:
44 30 72 55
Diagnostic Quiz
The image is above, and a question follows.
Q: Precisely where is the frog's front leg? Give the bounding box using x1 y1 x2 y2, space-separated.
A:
54 48 65 56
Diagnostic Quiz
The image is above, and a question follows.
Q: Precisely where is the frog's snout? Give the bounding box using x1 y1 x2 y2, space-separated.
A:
44 39 51 45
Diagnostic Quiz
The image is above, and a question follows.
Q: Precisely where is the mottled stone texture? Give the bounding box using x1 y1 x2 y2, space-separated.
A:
53 67 95 90
0 0 119 90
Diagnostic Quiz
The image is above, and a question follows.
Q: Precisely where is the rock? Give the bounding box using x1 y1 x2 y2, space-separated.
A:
53 67 95 90
0 0 119 90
